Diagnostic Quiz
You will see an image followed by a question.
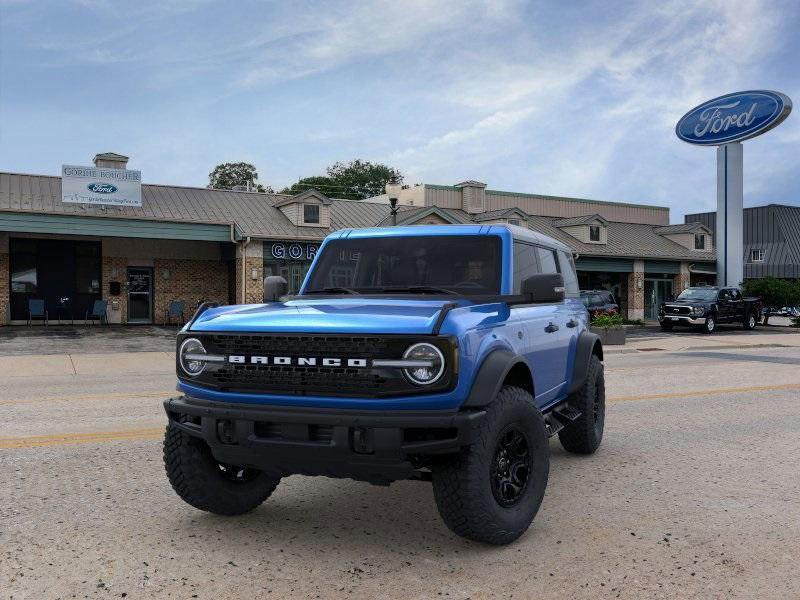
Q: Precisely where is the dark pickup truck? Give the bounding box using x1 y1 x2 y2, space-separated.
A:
659 286 762 334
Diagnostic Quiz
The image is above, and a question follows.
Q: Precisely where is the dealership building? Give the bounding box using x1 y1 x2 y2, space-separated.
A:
686 204 800 280
0 153 716 326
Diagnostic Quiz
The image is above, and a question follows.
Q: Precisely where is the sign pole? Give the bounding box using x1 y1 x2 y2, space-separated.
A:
715 143 743 286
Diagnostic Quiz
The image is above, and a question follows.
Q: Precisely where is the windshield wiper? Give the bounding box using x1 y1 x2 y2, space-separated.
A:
378 285 458 295
304 287 361 295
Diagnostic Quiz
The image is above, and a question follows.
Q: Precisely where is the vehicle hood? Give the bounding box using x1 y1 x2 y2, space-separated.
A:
188 298 458 334
662 299 707 307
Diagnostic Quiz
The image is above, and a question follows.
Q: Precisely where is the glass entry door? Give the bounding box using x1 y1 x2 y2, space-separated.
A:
644 278 674 320
127 267 153 324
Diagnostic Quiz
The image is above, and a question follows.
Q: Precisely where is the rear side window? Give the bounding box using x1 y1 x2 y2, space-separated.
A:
513 242 540 293
536 247 560 274
558 251 579 296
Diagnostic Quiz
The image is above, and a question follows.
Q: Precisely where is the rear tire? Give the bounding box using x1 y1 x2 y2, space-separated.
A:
164 422 280 515
431 386 549 545
558 354 605 454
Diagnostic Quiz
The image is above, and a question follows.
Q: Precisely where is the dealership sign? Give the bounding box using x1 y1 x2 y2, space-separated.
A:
61 165 142 207
269 242 319 261
676 90 792 146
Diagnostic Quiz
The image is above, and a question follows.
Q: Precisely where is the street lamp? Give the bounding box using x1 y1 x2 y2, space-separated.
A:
385 176 402 226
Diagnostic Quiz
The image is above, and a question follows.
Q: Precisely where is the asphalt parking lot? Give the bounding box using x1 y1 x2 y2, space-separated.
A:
2 327 799 599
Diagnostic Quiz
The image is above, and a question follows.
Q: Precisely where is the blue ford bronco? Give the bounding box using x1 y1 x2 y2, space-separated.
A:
164 225 605 544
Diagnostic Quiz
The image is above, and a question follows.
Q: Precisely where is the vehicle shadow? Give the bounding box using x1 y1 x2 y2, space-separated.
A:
163 443 583 557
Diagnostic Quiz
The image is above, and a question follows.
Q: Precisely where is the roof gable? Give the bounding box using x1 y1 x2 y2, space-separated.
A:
654 222 711 235
553 214 608 227
473 207 529 222
274 188 332 208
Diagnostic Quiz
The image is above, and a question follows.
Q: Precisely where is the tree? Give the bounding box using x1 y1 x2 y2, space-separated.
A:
742 277 800 325
280 159 403 200
209 162 273 193
325 160 403 200
279 176 338 197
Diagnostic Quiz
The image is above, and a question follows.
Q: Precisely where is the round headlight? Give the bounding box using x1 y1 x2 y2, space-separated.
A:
403 343 445 386
179 337 207 377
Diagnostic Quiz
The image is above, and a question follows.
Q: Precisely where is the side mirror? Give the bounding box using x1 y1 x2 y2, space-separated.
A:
521 273 565 303
263 275 288 302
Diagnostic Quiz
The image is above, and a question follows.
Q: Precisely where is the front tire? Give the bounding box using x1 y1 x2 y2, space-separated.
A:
558 354 605 454
660 321 673 331
164 422 280 515
702 314 716 334
431 386 549 545
743 311 757 330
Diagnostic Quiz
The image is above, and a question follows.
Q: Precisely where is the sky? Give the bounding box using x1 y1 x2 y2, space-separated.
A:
1 0 798 222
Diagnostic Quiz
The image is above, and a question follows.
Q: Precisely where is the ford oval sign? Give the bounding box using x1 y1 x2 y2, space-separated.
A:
676 90 791 146
86 182 118 194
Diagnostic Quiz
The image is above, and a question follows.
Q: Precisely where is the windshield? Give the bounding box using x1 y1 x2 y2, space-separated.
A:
303 235 502 295
676 288 718 301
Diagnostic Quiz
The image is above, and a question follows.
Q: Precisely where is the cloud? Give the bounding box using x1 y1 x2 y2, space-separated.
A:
385 0 796 217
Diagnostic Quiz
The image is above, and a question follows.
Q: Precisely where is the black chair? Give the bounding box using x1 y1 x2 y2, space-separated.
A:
56 296 74 325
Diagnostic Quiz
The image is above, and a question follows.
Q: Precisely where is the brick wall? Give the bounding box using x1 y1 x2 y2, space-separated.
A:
102 256 129 324
626 260 645 320
673 262 691 296
0 253 9 325
235 240 264 305
153 258 229 324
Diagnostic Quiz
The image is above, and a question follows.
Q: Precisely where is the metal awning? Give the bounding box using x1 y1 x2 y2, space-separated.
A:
689 263 717 274
0 211 235 242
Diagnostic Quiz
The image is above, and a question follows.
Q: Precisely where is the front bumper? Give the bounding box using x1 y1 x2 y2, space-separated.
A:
658 314 706 325
164 395 486 484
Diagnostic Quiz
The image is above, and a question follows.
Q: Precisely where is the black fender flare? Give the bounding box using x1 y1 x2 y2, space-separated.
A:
567 331 603 396
463 349 531 407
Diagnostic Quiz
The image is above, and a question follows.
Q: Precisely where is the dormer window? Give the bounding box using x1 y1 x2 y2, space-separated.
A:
694 234 705 250
509 218 521 226
589 225 601 242
303 204 320 224
275 189 331 227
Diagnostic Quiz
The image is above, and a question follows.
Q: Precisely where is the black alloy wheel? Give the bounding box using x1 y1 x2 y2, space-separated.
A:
490 425 532 507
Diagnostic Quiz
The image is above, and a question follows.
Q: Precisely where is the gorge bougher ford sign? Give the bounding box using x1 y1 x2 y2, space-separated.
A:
676 90 792 146
62 165 142 207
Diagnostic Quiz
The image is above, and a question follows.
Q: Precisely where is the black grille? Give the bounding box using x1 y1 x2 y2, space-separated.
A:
666 305 691 315
181 333 454 398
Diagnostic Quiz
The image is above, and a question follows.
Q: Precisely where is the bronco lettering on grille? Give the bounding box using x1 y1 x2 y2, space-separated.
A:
228 355 369 368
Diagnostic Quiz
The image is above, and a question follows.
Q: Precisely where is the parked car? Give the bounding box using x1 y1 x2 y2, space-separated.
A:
775 306 800 317
163 224 606 545
658 286 763 334
580 289 619 316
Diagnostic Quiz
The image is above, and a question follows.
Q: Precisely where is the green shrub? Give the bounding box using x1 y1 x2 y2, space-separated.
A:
591 312 624 329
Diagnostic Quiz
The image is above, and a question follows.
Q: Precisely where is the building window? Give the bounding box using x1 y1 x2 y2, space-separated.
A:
589 225 601 242
10 239 37 293
750 249 765 262
75 243 101 293
694 234 705 250
303 204 320 224
509 219 521 226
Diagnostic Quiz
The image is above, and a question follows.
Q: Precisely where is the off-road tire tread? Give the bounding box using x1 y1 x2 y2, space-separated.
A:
164 422 279 515
558 354 604 454
432 386 549 545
